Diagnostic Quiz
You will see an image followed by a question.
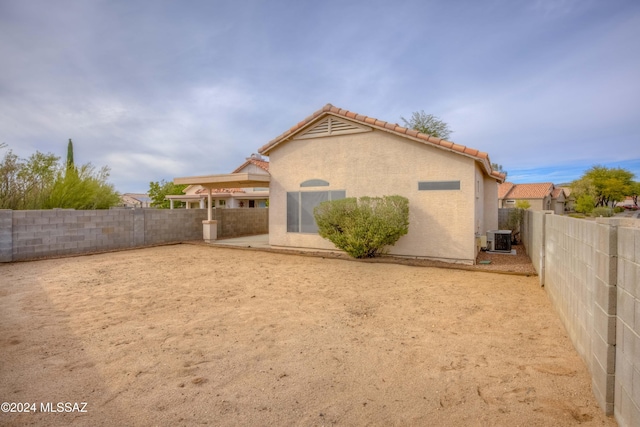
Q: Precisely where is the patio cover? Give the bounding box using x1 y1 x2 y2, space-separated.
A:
173 173 270 221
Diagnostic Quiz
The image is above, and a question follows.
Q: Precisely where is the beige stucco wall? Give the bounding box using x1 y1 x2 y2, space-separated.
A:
268 128 498 263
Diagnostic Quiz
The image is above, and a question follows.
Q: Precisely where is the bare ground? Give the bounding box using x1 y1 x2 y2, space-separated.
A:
0 244 615 426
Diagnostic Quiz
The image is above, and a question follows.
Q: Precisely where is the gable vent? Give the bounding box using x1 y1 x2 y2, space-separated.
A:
294 116 371 140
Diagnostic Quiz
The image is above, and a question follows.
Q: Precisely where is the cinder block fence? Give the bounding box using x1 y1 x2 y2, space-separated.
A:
521 210 640 426
0 208 268 263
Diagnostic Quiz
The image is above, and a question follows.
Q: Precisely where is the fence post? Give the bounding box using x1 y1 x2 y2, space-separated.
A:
133 209 145 246
539 211 553 287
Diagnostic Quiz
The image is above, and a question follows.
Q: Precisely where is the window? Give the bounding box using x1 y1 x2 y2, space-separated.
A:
418 181 461 191
218 200 226 207
287 190 346 233
249 200 255 208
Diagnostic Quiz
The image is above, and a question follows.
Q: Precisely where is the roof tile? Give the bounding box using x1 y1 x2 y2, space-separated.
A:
259 104 504 182
500 183 554 199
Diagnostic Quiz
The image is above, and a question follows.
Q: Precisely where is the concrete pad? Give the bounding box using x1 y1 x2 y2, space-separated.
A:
210 234 270 249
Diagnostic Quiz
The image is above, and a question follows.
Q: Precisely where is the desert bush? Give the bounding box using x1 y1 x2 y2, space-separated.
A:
314 195 409 258
614 206 625 213
575 194 595 214
591 207 613 217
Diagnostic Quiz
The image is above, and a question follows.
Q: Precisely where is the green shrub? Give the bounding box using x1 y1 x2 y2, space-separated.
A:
591 207 613 217
314 195 409 258
575 194 595 214
614 206 625 213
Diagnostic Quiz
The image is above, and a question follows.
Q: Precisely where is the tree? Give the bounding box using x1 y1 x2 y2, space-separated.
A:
0 150 23 209
66 138 75 172
515 200 530 209
571 165 634 208
0 143 119 210
314 195 409 258
491 163 508 179
148 179 187 208
0 149 60 209
44 163 120 209
400 110 452 140
630 181 640 207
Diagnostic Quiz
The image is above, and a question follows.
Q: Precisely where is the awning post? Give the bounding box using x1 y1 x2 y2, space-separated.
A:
208 188 212 221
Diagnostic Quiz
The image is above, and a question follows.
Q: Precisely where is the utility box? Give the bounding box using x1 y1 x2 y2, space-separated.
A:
486 230 512 252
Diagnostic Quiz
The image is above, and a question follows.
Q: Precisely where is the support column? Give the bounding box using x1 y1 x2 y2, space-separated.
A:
202 220 218 242
169 199 174 209
207 188 212 221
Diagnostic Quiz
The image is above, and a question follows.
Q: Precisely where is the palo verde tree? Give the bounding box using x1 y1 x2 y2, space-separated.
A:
401 110 452 140
571 165 635 211
314 195 409 258
629 181 640 207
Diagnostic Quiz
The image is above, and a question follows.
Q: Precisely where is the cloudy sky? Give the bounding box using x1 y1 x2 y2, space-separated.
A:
1 0 639 192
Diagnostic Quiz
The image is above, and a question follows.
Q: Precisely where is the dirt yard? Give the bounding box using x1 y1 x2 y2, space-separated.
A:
0 244 616 426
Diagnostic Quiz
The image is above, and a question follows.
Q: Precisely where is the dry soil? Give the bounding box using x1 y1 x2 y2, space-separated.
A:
0 244 616 426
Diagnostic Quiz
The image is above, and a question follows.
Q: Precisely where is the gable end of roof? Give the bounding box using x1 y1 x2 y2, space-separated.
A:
259 104 505 182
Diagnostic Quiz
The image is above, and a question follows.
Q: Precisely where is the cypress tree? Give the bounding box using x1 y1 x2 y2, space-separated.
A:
66 139 74 171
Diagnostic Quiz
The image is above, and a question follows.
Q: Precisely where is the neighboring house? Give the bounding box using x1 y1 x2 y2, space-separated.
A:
560 187 575 212
498 182 566 214
120 193 152 208
166 154 269 209
258 104 505 264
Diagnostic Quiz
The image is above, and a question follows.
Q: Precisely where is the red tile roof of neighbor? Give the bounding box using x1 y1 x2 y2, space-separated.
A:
551 187 564 198
499 182 555 199
232 157 269 173
258 104 506 182
498 182 515 199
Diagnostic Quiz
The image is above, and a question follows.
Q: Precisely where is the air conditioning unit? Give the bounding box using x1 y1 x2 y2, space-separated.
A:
486 230 512 252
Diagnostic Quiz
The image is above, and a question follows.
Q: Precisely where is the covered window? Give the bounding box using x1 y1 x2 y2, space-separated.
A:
287 189 346 233
418 181 461 191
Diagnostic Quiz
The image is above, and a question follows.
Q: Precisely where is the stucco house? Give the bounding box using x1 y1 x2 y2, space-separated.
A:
258 104 505 264
499 182 566 215
167 154 269 209
120 193 152 208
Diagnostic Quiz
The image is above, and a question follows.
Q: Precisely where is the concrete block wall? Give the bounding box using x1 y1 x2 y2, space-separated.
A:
0 208 268 262
615 222 640 427
10 209 136 261
143 209 207 245
216 208 269 238
522 211 640 423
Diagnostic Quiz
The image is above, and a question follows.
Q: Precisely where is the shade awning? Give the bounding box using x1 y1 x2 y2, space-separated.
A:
173 173 270 189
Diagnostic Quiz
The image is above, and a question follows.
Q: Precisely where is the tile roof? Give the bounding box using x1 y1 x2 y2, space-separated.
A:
551 187 565 198
498 182 515 199
258 104 505 182
232 157 269 173
195 187 245 195
500 182 554 199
